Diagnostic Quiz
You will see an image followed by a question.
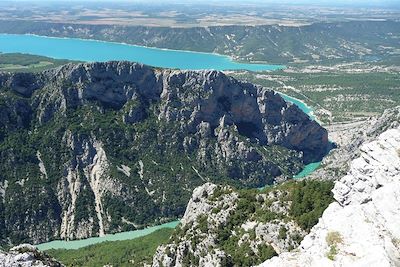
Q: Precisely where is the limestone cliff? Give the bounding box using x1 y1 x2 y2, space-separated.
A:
310 106 400 181
0 61 328 245
261 127 400 267
151 180 333 266
150 108 400 267
0 244 63 267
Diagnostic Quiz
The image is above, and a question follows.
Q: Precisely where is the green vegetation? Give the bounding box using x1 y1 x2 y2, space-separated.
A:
278 226 288 240
194 180 333 266
0 53 73 72
326 231 343 261
232 70 400 123
222 236 277 267
289 180 334 231
219 228 277 267
47 228 173 267
258 243 278 262
0 76 306 246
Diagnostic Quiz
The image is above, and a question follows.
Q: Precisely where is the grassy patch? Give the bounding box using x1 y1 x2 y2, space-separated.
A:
326 231 343 261
0 53 73 72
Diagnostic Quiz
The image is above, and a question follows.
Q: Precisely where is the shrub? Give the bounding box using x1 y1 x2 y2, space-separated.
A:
326 231 343 261
278 226 288 240
326 231 343 246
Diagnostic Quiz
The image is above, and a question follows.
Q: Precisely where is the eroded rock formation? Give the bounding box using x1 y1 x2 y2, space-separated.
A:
0 61 328 245
0 244 63 267
262 127 400 267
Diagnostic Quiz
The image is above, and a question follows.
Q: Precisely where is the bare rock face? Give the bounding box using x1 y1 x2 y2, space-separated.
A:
151 182 309 267
0 61 329 245
57 131 121 240
261 127 400 267
0 72 45 97
310 106 400 181
0 61 329 163
0 244 63 267
152 183 238 267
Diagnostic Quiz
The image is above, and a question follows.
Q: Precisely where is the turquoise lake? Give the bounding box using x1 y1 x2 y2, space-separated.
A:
0 34 284 71
36 220 180 250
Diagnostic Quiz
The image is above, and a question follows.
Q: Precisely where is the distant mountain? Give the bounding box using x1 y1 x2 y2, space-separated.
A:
0 20 399 64
0 61 328 245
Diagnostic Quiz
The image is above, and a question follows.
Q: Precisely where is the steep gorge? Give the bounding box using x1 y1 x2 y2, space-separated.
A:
0 61 328 245
150 109 400 267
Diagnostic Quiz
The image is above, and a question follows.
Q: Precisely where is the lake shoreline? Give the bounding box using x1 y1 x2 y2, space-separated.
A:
0 33 284 71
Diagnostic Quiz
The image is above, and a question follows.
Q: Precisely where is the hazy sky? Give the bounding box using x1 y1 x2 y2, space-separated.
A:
1 0 399 8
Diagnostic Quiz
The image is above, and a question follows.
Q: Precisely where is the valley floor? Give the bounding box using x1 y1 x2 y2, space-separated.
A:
230 61 400 125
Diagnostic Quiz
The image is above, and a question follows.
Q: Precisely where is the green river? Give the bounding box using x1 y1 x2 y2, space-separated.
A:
36 221 180 250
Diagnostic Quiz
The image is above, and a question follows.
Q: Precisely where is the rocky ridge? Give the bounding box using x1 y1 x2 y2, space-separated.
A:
151 180 333 266
262 126 400 266
310 106 400 181
0 20 399 63
0 62 328 163
0 244 63 267
0 61 328 245
149 107 399 267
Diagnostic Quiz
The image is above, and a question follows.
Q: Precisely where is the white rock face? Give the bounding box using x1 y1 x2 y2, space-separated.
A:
87 140 109 237
36 151 48 179
59 165 81 240
0 244 62 267
117 164 131 177
58 132 117 240
152 183 238 267
261 128 400 267
181 182 219 226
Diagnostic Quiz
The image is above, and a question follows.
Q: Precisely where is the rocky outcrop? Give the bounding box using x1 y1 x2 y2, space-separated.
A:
152 183 237 267
0 61 329 162
57 132 120 240
151 180 331 267
310 106 400 181
0 244 63 267
0 61 329 245
261 127 400 267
